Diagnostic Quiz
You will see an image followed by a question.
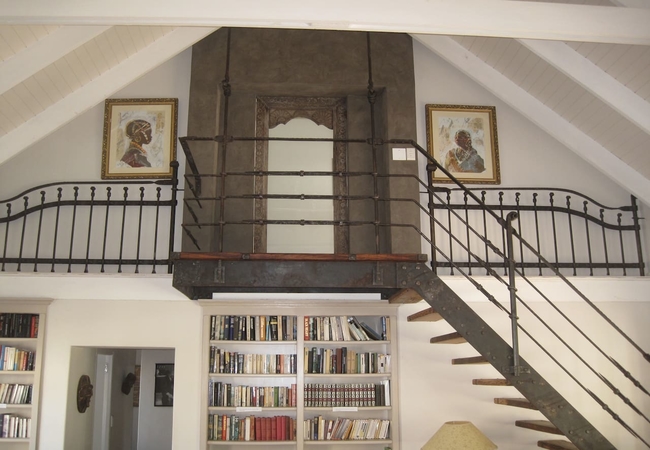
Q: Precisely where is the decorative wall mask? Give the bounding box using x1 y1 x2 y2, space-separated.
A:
77 375 94 413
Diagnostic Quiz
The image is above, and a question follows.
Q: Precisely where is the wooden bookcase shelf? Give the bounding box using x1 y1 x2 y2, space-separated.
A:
0 299 51 450
200 300 400 450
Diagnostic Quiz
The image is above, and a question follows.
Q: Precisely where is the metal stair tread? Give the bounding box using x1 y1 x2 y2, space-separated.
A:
515 420 563 435
430 331 467 344
407 307 443 322
538 440 578 450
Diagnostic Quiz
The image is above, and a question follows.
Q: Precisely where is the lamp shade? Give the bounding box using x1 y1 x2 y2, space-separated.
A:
421 421 497 450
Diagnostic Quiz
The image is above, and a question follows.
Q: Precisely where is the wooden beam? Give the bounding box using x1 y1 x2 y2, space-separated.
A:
0 0 649 44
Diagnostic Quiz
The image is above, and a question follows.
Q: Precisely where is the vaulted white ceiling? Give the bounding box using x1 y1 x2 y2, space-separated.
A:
0 0 649 203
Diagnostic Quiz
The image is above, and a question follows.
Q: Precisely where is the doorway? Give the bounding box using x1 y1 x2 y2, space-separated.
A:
64 347 175 450
254 96 349 253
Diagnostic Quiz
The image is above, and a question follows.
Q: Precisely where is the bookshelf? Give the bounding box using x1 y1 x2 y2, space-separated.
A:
199 301 400 450
0 299 51 450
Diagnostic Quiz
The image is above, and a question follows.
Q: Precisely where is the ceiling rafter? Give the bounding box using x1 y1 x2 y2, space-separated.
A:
0 0 649 45
0 25 110 95
0 26 217 166
518 39 650 136
412 33 650 207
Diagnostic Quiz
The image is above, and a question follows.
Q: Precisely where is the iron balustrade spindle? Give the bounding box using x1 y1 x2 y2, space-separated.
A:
101 187 112 273
498 192 507 275
481 191 489 275
426 165 438 274
631 196 645 276
550 192 559 268
84 187 96 273
154 187 161 273
51 188 62 272
532 193 542 275
618 213 627 276
135 187 145 273
67 186 79 273
118 187 128 273
34 191 45 272
464 192 472 275
18 197 28 272
600 209 611 275
515 193 524 276
566 196 577 276
583 201 594 276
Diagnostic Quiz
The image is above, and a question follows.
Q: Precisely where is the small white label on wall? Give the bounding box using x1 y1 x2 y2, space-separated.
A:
406 147 416 161
392 148 406 161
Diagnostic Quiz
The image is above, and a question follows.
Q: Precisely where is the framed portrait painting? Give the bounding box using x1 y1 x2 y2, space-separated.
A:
101 98 178 179
154 363 174 407
425 104 500 184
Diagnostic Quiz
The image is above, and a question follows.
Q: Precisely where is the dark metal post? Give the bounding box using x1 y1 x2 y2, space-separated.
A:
168 161 179 274
506 211 521 376
630 196 645 276
426 164 437 273
366 33 380 254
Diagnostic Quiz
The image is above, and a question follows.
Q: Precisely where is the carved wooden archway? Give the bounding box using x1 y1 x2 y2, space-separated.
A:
254 96 348 253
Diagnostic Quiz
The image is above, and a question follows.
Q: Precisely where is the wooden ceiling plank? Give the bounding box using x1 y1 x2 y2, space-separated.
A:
413 34 650 208
0 25 109 95
22 77 50 111
73 46 100 80
519 39 650 136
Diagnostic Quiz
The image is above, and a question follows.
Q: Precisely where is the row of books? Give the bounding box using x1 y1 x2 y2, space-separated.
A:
305 381 390 408
210 315 298 341
0 314 39 339
207 414 296 442
0 383 32 405
208 382 297 408
304 416 390 441
304 347 391 374
0 346 36 371
304 316 390 342
209 347 297 375
0 414 31 439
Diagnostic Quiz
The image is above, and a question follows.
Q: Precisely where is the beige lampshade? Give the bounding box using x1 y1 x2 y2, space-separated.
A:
421 421 497 450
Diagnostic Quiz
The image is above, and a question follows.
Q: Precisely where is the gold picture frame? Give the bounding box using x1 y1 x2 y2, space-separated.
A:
425 104 500 185
101 98 178 179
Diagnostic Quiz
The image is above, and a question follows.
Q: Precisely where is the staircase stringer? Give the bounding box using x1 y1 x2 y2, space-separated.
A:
396 265 616 450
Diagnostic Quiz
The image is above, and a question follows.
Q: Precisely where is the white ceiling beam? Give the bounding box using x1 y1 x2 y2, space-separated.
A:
0 26 218 166
0 0 649 45
413 34 650 208
0 25 109 95
518 39 650 136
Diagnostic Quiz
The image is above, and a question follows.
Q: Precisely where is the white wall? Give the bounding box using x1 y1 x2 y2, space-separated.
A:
63 346 97 450
138 349 174 450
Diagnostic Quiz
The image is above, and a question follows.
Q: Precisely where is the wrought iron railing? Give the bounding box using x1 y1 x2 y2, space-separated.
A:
426 185 644 277
0 162 178 273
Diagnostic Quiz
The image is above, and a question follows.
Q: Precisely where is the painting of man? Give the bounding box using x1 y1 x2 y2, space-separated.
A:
444 129 485 173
